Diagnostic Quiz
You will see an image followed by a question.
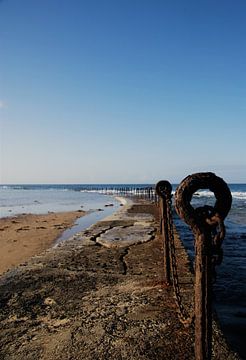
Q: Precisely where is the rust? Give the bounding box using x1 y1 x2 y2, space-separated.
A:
174 172 232 234
155 180 172 285
174 172 232 360
155 180 172 198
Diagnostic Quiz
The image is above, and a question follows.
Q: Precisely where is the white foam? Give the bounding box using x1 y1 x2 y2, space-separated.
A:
194 190 246 200
114 196 128 205
231 191 246 200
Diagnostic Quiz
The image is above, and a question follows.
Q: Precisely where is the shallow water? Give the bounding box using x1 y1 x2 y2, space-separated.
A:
55 202 121 245
0 187 120 218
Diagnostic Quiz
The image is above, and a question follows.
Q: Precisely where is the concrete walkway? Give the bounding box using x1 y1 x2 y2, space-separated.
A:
0 200 240 359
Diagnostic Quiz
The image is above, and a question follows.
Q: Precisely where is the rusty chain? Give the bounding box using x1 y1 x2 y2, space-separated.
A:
165 191 195 326
156 180 194 326
157 173 231 330
194 205 226 281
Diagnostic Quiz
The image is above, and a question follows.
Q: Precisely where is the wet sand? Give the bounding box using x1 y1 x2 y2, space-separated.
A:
0 210 86 275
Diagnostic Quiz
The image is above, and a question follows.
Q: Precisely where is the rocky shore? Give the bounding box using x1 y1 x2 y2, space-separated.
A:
0 200 240 359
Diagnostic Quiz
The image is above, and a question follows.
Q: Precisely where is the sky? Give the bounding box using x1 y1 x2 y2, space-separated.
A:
0 0 245 184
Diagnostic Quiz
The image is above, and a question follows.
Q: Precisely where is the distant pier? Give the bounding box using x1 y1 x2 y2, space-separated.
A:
78 185 156 201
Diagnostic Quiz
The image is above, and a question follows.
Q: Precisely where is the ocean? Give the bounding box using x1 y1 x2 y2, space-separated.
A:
173 183 246 358
0 183 245 358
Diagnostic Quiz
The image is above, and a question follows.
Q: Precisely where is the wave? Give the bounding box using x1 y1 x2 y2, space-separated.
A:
192 190 246 200
0 185 74 191
231 191 246 200
1 185 25 190
1 185 246 200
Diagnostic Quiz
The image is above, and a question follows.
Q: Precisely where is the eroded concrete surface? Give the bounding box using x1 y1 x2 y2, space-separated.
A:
0 201 240 360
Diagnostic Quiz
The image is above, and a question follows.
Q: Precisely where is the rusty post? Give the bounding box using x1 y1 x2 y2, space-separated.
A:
156 180 172 285
175 172 232 360
194 232 212 359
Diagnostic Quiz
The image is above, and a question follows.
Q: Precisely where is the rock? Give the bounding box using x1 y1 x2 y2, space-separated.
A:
44 297 56 306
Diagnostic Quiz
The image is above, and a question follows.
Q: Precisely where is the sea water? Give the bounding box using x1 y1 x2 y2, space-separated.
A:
173 183 246 358
0 183 245 357
0 184 122 217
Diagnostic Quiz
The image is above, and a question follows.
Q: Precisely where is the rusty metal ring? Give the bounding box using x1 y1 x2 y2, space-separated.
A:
155 180 172 198
174 172 232 230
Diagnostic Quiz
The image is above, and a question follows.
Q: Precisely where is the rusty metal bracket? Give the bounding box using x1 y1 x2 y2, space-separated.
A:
175 172 232 360
155 180 172 198
175 172 232 234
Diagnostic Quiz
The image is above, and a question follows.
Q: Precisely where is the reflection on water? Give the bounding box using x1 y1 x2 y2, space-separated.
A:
55 202 120 245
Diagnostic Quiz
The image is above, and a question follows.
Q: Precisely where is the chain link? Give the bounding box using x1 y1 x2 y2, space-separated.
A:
193 205 226 281
159 190 226 326
204 210 226 281
165 193 194 326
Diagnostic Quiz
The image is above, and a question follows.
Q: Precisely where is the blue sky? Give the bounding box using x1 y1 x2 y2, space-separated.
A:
1 0 245 184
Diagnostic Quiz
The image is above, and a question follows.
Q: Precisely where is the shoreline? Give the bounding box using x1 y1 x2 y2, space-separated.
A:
0 196 129 276
0 210 86 275
53 195 129 246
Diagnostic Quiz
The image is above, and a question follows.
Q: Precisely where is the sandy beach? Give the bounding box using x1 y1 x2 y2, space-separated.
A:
0 210 86 275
